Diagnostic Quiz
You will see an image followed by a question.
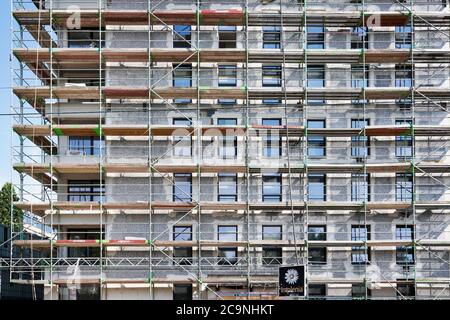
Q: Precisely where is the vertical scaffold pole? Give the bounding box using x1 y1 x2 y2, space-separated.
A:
303 0 309 300
362 0 369 301
98 0 104 300
49 0 54 301
147 0 154 300
196 0 202 300
410 0 417 299
244 0 251 299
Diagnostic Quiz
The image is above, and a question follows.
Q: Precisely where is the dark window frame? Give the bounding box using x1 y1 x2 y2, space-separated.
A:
218 225 238 265
308 174 326 201
219 26 237 49
307 65 325 87
262 66 282 87
351 118 370 157
308 225 327 264
308 284 326 300
351 173 371 202
173 118 193 157
67 180 105 202
307 119 326 157
173 284 193 300
395 119 413 158
351 225 371 265
262 118 282 158
173 226 193 265
307 25 325 49
263 26 281 49
68 136 105 156
218 173 238 202
172 63 192 104
173 173 193 202
217 118 238 158
173 25 192 49
396 225 415 265
396 173 413 202
262 174 282 202
218 65 237 87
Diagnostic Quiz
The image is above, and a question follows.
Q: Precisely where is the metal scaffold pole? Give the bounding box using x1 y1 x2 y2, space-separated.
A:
49 0 54 300
196 0 202 300
244 0 251 299
303 0 309 300
98 0 104 300
410 0 418 299
147 0 154 300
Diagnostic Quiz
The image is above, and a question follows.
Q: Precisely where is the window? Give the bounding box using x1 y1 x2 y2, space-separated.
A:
263 99 281 105
218 226 238 241
307 26 324 49
262 225 282 265
352 284 371 299
397 281 415 299
173 25 191 48
67 229 101 258
59 284 101 300
308 225 326 240
263 26 281 49
308 284 326 300
173 118 192 157
351 119 370 157
262 174 282 202
351 65 369 88
173 284 192 300
308 225 326 264
307 65 325 87
395 65 413 87
351 27 368 49
262 247 282 265
218 99 237 105
396 225 415 265
375 71 391 87
173 226 192 265
262 225 282 241
218 118 237 158
69 137 104 156
307 119 326 157
68 180 104 202
218 65 237 87
262 66 282 87
396 173 413 202
173 173 192 202
351 173 370 202
219 26 236 49
308 174 326 201
173 64 192 104
217 118 238 126
262 118 281 158
351 225 371 264
218 226 238 265
68 28 104 48
396 98 412 111
67 73 105 88
395 119 413 158
218 173 237 202
395 26 412 49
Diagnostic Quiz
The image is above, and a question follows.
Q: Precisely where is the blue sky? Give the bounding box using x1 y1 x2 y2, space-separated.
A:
0 2 11 187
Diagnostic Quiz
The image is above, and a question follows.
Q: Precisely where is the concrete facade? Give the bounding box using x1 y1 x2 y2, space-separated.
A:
10 0 450 300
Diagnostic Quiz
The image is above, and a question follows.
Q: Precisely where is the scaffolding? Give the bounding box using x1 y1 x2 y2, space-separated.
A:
3 0 450 300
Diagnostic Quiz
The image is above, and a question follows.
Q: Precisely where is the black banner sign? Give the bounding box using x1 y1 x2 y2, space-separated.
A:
278 266 305 297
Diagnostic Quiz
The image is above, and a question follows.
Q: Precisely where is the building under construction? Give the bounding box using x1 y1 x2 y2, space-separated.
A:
5 0 450 299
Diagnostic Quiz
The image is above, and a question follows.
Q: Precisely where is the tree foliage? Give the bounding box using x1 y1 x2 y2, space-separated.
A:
0 183 23 230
